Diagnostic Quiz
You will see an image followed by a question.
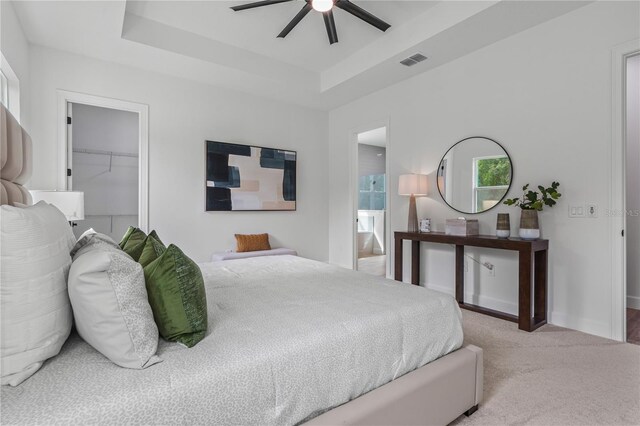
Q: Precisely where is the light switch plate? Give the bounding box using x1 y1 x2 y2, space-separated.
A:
569 205 585 218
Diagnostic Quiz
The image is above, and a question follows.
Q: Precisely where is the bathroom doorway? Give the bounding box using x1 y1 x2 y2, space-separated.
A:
356 127 387 277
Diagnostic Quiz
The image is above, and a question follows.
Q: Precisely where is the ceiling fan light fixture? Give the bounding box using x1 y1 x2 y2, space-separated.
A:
312 0 334 13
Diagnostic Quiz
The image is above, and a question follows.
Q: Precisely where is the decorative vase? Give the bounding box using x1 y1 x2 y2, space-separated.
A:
519 209 540 239
496 213 510 238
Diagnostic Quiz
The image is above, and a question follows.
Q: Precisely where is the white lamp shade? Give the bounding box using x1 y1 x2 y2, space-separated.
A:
398 174 428 196
30 191 85 221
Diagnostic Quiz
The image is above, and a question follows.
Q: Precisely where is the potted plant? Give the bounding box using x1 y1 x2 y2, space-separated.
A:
503 182 562 239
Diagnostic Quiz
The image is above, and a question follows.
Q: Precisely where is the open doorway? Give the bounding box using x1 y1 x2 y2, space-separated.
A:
626 53 640 345
356 127 387 277
68 103 139 241
57 90 149 238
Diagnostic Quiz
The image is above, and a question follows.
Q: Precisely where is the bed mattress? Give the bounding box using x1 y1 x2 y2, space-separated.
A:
1 255 463 425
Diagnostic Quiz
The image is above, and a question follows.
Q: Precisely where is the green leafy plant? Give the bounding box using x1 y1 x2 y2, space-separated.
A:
503 182 561 211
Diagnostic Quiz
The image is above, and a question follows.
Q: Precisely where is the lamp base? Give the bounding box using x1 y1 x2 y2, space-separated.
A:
407 194 418 233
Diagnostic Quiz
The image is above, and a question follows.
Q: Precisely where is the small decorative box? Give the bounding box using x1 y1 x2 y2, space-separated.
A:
445 218 479 236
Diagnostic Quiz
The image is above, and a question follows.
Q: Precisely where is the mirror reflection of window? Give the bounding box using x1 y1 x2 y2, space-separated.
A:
473 156 511 213
437 137 512 214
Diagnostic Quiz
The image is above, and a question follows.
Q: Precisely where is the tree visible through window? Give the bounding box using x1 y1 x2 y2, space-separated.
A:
473 156 511 212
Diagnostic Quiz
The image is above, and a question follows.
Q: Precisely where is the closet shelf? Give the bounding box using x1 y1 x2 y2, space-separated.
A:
85 214 137 217
73 148 138 158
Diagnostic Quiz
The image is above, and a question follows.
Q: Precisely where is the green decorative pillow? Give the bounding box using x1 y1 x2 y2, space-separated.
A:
143 244 207 348
123 238 147 262
148 230 163 246
119 226 136 248
120 226 147 254
138 236 166 268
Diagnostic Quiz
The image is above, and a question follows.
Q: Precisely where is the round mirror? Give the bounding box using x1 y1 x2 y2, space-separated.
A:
437 137 513 214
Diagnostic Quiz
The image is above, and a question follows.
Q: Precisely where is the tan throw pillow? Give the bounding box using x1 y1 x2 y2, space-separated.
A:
235 233 271 253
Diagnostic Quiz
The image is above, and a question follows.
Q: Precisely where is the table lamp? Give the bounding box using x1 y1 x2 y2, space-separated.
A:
398 174 428 233
30 190 85 226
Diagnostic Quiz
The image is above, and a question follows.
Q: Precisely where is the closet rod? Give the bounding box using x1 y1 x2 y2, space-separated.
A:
73 148 138 158
84 214 138 217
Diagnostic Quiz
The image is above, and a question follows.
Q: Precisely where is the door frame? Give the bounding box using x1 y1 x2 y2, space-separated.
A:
610 39 640 342
57 90 149 232
350 119 391 277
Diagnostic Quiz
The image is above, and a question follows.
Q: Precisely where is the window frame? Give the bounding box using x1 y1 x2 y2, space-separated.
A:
0 52 20 122
0 69 8 108
472 155 510 213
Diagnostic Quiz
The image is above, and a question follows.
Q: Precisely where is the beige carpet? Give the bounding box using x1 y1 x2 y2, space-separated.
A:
357 255 386 277
451 311 640 425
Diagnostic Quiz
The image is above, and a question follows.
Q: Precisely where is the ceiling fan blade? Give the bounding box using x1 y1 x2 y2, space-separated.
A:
277 3 312 38
231 0 294 12
323 10 338 45
335 0 390 32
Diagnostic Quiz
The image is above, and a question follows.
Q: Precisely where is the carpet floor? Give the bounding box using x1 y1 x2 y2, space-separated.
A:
451 310 640 425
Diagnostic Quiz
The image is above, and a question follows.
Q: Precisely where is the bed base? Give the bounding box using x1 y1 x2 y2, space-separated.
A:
305 345 483 426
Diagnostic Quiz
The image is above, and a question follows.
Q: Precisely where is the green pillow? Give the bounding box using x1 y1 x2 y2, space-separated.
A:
123 235 148 262
138 236 166 268
119 226 136 248
143 244 207 348
121 228 147 254
148 230 163 246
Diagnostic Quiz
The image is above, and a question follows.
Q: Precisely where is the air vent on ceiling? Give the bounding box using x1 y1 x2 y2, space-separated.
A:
400 53 428 67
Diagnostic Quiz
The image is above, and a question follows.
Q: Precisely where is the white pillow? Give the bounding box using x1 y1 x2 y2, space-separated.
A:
68 234 162 369
0 201 76 386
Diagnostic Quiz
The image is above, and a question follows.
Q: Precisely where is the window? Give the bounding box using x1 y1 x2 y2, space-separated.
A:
473 156 511 213
0 52 20 121
0 69 8 109
358 174 386 211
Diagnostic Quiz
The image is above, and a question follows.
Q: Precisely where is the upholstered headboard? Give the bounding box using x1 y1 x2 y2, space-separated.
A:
1 104 32 206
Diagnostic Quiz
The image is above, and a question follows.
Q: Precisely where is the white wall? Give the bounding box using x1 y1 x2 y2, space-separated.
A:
0 0 29 127
28 45 329 262
626 54 640 309
328 1 640 338
71 103 139 241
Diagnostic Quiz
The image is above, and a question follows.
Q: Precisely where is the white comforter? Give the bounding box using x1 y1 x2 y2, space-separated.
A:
1 255 463 425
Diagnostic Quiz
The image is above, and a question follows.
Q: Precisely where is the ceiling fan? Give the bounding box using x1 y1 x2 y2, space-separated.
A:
230 0 391 45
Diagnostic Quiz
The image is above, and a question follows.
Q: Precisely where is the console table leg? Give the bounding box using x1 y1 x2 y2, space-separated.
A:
411 241 420 285
518 248 534 331
534 249 548 326
455 245 464 303
394 237 403 282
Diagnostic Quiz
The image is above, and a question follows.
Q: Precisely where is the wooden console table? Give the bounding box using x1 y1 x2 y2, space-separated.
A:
394 231 549 332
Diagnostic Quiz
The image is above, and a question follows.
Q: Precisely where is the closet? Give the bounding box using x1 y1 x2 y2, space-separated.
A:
70 103 139 241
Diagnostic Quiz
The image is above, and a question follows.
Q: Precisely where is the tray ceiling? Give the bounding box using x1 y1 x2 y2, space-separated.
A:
13 1 591 110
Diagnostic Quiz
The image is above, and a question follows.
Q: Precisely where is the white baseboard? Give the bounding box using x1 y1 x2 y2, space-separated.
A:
627 295 640 310
548 311 611 339
425 283 613 340
424 282 518 316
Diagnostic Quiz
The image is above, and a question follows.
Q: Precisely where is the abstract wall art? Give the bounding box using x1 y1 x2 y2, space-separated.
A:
205 141 297 211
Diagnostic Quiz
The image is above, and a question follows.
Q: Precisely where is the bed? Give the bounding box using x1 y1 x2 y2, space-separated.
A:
1 103 482 425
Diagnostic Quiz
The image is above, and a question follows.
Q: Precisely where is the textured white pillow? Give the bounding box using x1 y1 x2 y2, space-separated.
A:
0 201 76 386
68 235 162 369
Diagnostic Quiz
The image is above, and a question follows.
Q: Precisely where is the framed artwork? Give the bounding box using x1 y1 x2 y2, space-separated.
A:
205 141 296 211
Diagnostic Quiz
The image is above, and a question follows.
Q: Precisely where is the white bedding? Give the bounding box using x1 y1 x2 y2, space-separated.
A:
1 255 463 425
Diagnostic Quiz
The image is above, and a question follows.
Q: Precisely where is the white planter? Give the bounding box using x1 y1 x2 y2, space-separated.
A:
496 230 511 238
519 228 540 240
